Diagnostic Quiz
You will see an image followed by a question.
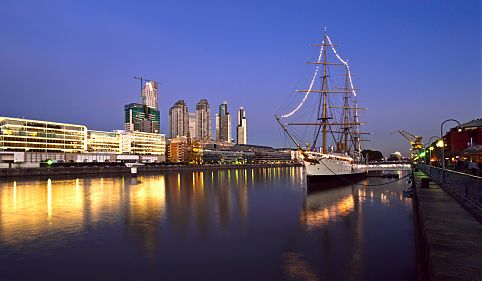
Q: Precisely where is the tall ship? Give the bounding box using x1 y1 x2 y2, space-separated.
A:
275 29 368 182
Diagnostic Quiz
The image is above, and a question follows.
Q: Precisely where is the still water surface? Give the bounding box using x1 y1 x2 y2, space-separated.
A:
0 167 415 280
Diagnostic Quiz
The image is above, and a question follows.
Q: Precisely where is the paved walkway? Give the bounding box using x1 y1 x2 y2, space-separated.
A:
413 171 482 281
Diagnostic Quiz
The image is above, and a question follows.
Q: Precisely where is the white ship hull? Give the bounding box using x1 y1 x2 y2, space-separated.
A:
302 152 367 179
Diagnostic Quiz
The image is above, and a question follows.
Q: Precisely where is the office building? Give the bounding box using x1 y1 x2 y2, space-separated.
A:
119 130 166 156
142 81 159 110
0 116 87 153
237 107 247 145
87 130 122 153
0 116 166 164
215 101 231 142
168 100 189 139
124 103 160 134
167 136 188 162
167 136 202 163
195 99 211 140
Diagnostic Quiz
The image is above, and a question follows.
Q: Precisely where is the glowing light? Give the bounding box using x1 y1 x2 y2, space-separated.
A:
47 179 52 220
326 35 357 97
436 140 444 147
281 40 324 118
13 181 17 209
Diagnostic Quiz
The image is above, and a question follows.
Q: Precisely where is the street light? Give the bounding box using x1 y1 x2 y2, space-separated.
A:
426 136 440 166
440 119 462 181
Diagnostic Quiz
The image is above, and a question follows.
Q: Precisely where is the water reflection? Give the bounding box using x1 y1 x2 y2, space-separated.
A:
0 167 414 280
293 172 414 281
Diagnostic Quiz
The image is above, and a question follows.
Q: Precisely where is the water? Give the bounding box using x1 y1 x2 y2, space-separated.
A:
0 167 415 280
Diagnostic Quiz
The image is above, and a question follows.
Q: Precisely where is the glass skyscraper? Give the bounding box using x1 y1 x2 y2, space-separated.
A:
215 101 231 142
124 103 160 134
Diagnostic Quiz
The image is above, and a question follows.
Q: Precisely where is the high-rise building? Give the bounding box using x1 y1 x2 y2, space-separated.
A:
237 107 247 145
215 101 231 142
124 103 160 134
168 100 189 139
142 81 158 110
195 99 211 140
188 112 196 139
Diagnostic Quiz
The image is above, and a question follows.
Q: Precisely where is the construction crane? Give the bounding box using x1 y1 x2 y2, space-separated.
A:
392 129 423 159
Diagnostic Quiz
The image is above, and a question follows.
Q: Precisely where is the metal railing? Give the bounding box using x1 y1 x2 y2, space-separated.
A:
417 164 482 209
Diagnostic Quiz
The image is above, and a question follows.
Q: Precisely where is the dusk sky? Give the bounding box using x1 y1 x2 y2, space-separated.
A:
0 0 480 156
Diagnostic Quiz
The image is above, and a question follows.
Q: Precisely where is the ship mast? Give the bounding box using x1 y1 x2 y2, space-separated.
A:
285 30 366 155
321 31 328 154
343 65 350 154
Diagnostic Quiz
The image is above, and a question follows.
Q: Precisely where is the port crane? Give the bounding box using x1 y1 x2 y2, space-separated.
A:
392 129 423 159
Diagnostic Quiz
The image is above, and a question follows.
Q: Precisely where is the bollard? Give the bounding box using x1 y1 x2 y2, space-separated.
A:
421 178 430 189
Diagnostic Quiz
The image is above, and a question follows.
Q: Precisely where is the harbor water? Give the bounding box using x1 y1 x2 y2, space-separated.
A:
0 167 415 280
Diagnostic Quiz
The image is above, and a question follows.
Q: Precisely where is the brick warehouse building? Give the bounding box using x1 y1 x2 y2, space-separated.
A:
443 118 482 163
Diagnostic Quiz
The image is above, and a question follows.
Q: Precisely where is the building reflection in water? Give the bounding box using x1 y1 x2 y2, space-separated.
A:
163 167 256 237
0 167 303 253
0 178 87 247
0 167 415 280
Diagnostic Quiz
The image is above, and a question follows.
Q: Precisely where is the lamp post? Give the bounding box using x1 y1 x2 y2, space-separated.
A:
427 136 440 166
440 119 461 181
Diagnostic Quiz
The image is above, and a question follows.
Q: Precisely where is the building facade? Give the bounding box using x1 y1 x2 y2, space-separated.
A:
188 112 196 139
0 116 166 163
195 99 211 140
167 136 188 162
0 117 87 153
87 130 122 153
237 107 247 145
124 103 160 134
168 100 189 139
215 101 231 142
142 81 159 110
119 130 166 156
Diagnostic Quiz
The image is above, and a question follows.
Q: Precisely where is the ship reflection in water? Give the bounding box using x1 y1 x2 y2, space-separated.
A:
0 167 415 280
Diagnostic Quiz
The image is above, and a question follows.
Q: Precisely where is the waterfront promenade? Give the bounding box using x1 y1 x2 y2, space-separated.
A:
413 169 482 281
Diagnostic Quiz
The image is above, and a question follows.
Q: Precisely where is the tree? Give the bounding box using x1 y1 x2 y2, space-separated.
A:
361 149 384 162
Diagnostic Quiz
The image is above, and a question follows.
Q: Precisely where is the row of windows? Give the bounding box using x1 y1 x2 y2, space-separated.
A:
0 142 83 148
0 133 85 141
1 148 76 153
0 123 85 132
0 138 83 144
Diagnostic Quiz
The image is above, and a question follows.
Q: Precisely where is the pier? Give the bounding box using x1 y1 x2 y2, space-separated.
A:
413 165 482 281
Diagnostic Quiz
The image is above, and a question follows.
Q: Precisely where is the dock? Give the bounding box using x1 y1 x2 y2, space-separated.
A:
413 170 482 281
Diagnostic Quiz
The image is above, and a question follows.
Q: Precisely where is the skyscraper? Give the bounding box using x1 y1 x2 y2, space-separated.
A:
124 79 160 134
168 100 189 139
237 107 247 145
195 99 211 140
188 112 196 139
215 101 231 142
124 103 160 134
142 81 158 110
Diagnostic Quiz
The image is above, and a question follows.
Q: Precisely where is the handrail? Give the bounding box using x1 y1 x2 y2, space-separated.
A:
423 164 482 180
417 163 482 210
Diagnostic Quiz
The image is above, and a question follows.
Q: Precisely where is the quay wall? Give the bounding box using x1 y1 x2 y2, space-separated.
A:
0 163 302 179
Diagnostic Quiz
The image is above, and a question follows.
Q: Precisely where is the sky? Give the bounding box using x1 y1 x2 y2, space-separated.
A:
0 0 480 156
